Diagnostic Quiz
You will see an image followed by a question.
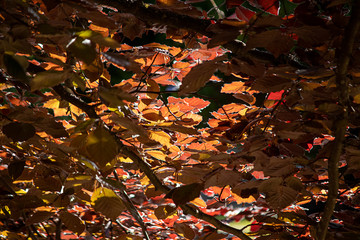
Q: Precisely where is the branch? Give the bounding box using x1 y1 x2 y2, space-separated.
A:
96 174 150 240
119 145 252 240
93 0 245 55
94 0 212 37
54 85 252 240
317 2 360 240
52 85 99 119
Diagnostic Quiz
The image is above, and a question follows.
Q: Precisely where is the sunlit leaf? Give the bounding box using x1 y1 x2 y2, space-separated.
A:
85 127 118 167
154 205 177 219
59 211 85 235
91 187 125 220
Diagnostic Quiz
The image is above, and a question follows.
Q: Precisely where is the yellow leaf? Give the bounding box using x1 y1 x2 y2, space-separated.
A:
190 197 207 208
31 70 69 91
85 127 118 168
146 150 167 161
91 187 125 220
149 130 171 147
354 94 360 104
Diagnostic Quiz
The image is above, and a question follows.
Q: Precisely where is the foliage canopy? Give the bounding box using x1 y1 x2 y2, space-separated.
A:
0 0 360 239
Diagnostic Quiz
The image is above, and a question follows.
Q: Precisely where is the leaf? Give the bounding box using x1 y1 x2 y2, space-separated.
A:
34 118 69 138
78 30 121 48
154 205 177 219
263 157 296 177
67 37 97 65
174 222 195 239
205 169 243 188
91 187 125 220
146 150 167 161
259 178 298 209
3 53 28 83
2 122 35 141
85 127 118 167
293 26 330 47
178 56 226 96
149 130 171 147
278 0 298 17
33 176 62 192
162 124 199 135
59 211 85 235
8 161 25 180
246 30 294 58
285 176 303 192
221 82 247 93
165 182 204 206
102 52 142 73
31 70 68 91
99 86 137 106
266 186 298 210
25 211 53 225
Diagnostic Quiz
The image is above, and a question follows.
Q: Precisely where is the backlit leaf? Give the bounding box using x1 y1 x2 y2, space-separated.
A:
91 187 125 220
179 56 226 96
85 127 118 167
59 211 85 235
174 222 195 239
166 182 204 206
149 130 171 147
154 205 177 219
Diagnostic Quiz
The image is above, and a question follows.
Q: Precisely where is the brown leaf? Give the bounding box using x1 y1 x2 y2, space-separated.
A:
154 205 177 220
232 180 261 198
174 222 195 239
59 211 85 235
25 211 53 226
293 26 330 47
246 30 294 58
2 122 35 141
253 15 283 28
33 176 62 192
179 56 226 96
166 182 204 206
259 178 298 209
263 157 296 177
251 76 292 92
99 86 137 106
162 124 199 135
102 52 142 73
205 169 243 188
8 161 25 180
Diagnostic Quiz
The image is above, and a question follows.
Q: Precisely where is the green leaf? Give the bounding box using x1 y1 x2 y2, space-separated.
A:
91 187 125 220
78 30 121 48
279 0 298 17
2 122 36 141
85 126 118 168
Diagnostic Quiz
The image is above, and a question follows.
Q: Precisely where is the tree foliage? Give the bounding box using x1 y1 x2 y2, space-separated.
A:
0 0 360 239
